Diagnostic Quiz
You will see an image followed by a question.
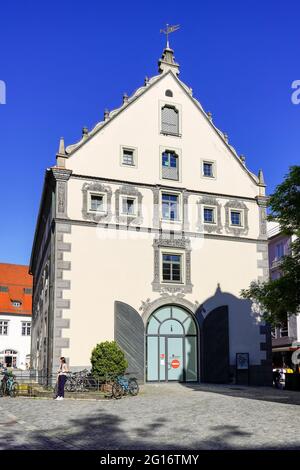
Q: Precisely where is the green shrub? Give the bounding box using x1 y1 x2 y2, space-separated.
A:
90 341 128 379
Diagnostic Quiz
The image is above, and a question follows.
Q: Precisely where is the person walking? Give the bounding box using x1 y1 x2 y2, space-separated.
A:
55 357 68 400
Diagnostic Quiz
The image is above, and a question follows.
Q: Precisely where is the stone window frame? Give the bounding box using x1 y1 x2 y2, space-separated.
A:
197 195 222 234
201 159 217 180
152 236 193 294
120 195 138 217
160 189 182 222
115 184 143 225
159 100 182 137
161 249 184 284
82 182 112 222
120 145 138 168
159 145 182 182
224 199 249 236
87 191 107 214
229 209 243 228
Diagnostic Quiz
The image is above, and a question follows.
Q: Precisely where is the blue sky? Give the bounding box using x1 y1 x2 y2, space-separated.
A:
0 0 299 265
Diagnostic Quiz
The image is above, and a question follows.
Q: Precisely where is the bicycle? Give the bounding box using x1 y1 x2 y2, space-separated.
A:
112 375 139 399
0 372 19 398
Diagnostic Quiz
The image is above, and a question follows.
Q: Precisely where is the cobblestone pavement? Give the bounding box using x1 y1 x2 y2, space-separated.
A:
0 383 299 450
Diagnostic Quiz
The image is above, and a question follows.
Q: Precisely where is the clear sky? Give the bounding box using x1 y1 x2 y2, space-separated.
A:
0 0 299 266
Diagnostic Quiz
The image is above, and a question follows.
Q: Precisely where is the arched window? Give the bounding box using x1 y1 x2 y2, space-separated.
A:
161 105 179 135
165 89 173 97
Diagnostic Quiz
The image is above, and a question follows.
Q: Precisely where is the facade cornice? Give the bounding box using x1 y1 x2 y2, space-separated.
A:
70 173 258 203
54 217 267 244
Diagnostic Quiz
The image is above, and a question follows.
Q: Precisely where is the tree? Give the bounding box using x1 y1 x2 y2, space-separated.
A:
241 166 300 326
90 341 128 379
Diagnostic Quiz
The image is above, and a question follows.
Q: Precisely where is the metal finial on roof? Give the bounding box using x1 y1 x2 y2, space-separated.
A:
207 112 213 121
82 127 88 138
224 133 228 143
160 24 180 49
240 154 246 164
104 109 110 121
123 93 128 104
144 76 149 86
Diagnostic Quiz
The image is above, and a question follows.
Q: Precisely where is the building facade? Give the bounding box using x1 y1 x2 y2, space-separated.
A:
267 221 300 367
30 44 272 385
0 263 32 369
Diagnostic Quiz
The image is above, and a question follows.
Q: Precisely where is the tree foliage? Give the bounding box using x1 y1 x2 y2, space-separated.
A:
241 166 300 326
90 341 128 379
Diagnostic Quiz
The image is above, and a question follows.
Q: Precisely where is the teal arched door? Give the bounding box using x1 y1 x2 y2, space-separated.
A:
146 306 198 382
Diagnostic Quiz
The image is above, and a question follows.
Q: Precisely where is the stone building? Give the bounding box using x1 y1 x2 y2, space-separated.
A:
30 42 271 385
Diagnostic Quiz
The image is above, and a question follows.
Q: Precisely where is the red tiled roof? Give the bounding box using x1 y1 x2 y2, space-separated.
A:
0 263 32 316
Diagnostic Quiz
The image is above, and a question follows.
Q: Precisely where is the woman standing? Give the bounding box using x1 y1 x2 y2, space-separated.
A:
55 357 68 400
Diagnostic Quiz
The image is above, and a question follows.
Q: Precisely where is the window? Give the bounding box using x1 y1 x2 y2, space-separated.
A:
165 89 173 97
230 210 242 226
202 161 214 178
21 322 31 336
162 151 179 180
12 300 22 308
280 317 288 337
203 207 215 223
0 321 8 335
0 286 8 293
162 193 179 221
276 242 284 259
162 254 182 282
122 148 135 166
89 194 104 212
161 105 179 135
24 288 32 295
122 197 136 215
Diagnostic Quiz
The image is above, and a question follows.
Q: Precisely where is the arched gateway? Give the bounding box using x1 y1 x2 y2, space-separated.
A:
146 305 198 382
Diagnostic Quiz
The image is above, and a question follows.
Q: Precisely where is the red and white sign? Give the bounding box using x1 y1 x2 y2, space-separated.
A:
171 359 180 369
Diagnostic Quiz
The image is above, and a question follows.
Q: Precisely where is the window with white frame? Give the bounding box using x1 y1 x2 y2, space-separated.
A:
89 193 105 212
121 197 136 216
203 207 216 224
161 105 179 135
121 147 136 167
162 193 180 221
162 150 179 180
21 321 31 336
0 321 8 335
202 161 215 178
230 210 243 227
162 253 182 282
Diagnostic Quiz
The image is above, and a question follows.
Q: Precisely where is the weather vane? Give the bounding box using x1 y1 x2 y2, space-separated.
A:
160 24 180 49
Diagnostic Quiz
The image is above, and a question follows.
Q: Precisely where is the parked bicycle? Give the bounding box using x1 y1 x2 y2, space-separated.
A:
0 372 19 398
54 369 98 394
112 375 139 399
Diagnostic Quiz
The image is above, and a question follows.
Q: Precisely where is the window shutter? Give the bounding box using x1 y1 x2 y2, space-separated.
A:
161 106 179 134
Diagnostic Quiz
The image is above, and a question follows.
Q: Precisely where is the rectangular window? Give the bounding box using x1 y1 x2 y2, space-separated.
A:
230 210 242 226
162 193 179 221
90 194 104 212
122 148 135 166
0 286 8 293
276 242 284 259
21 322 31 336
0 320 8 335
24 288 32 295
203 207 215 223
122 197 136 215
161 106 179 135
162 254 182 282
162 151 179 180
203 162 214 177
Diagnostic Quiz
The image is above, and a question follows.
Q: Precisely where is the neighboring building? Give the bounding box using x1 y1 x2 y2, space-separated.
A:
0 263 32 369
267 221 300 367
30 42 272 385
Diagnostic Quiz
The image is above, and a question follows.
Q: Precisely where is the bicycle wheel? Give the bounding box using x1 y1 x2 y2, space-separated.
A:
112 383 124 399
128 378 139 396
10 382 19 398
65 378 76 392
